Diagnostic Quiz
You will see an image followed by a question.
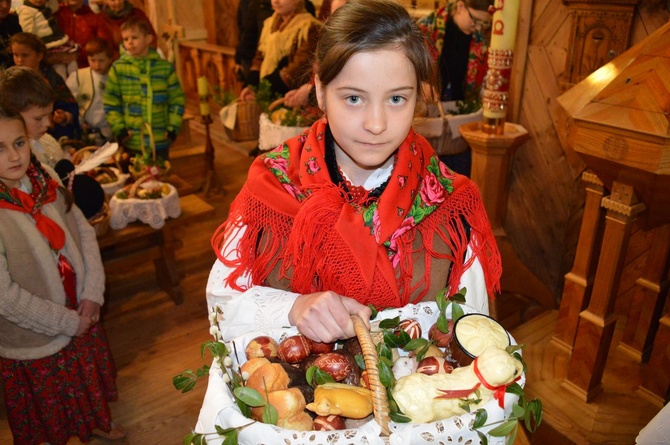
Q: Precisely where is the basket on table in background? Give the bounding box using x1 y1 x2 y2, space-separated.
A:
219 99 263 142
109 174 181 230
413 101 483 156
71 145 129 197
258 98 313 152
88 200 111 237
128 123 172 181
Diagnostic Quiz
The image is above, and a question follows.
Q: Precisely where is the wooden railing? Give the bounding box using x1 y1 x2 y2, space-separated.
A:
178 40 243 111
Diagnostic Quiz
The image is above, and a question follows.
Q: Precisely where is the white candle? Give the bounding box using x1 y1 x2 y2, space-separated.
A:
490 0 520 52
482 0 520 122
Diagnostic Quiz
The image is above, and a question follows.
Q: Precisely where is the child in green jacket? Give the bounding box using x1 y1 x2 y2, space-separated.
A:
103 16 185 160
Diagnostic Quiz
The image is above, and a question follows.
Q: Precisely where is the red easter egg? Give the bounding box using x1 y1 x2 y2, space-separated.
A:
245 335 279 360
396 318 422 340
277 335 312 363
313 415 346 431
416 356 454 375
308 339 336 355
429 320 454 347
313 352 353 381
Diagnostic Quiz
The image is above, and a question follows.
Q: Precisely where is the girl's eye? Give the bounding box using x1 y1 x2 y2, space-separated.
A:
15 138 26 148
390 95 405 105
346 95 361 105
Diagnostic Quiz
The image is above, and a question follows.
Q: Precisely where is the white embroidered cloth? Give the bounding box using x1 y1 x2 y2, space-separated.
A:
109 182 181 229
258 113 309 151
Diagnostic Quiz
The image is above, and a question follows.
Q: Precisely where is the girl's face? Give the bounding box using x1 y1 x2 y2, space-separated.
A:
453 1 492 35
315 47 417 183
0 118 31 189
271 0 299 17
21 105 53 139
11 43 43 71
104 0 125 13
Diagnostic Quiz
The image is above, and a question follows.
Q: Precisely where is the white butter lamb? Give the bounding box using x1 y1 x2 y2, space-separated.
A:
392 346 523 423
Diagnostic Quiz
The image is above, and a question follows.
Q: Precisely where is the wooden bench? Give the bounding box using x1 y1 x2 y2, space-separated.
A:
97 193 215 305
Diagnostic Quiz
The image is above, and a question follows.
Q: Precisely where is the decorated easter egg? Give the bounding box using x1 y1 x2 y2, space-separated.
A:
278 335 312 363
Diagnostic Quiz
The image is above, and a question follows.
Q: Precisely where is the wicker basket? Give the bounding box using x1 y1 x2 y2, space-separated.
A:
221 100 262 142
352 315 391 436
88 200 110 237
128 123 172 180
258 98 310 151
413 102 478 156
199 302 523 445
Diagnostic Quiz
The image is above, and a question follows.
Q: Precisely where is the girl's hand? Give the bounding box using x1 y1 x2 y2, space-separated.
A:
78 299 101 325
288 291 372 343
76 314 94 336
239 86 255 102
284 83 313 108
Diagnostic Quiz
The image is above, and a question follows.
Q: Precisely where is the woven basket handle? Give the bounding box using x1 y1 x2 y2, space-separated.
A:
268 97 285 112
437 101 446 119
71 145 99 165
140 122 157 162
352 315 391 436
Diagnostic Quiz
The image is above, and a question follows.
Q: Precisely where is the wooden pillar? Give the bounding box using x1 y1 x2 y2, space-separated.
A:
619 224 670 362
563 181 646 401
459 122 528 232
460 122 556 318
639 313 670 405
552 171 606 352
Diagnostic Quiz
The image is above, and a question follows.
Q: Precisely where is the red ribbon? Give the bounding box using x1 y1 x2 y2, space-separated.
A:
57 254 78 307
473 357 520 409
435 384 481 399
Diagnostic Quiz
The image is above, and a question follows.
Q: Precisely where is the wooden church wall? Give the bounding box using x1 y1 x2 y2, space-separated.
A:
504 0 668 301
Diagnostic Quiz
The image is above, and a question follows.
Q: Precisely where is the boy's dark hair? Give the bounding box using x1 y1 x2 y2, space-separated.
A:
120 16 153 36
85 37 113 58
0 66 56 112
9 32 47 56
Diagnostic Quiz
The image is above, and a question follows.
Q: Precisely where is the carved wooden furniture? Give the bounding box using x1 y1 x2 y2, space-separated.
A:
556 21 670 403
560 0 639 89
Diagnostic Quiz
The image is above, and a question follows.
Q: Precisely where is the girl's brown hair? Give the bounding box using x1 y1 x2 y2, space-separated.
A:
315 0 438 102
10 32 47 56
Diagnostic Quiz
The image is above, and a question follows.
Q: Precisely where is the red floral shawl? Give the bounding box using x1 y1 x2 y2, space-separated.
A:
212 119 501 309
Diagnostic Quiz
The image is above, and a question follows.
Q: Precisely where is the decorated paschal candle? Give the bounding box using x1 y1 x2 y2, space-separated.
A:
482 0 520 134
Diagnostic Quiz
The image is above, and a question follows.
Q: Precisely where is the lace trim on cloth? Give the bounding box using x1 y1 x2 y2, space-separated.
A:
109 183 181 229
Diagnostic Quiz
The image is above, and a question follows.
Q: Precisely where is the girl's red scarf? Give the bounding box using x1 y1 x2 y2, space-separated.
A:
0 161 77 302
212 119 501 308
